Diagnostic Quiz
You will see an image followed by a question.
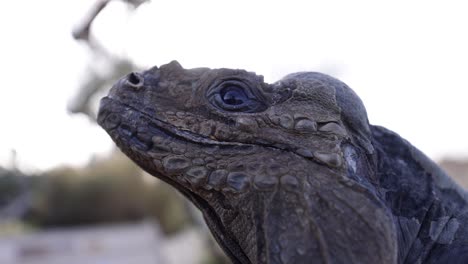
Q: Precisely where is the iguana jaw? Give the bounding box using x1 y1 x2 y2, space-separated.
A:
98 97 254 263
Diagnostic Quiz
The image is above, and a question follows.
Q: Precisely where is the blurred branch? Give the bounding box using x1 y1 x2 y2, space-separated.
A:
72 0 110 43
68 0 149 119
72 0 149 43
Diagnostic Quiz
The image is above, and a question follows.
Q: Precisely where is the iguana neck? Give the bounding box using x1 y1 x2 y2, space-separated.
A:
372 125 468 264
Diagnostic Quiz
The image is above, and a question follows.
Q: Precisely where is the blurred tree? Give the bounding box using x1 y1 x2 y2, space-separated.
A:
24 151 191 234
0 151 32 222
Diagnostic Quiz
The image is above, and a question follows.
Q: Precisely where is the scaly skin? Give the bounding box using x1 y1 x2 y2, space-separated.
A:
97 61 468 264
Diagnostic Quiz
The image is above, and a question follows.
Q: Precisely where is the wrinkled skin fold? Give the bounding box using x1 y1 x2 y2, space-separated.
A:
98 61 468 264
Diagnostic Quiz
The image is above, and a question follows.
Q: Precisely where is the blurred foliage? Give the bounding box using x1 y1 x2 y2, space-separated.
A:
0 167 32 221
23 150 190 234
0 168 26 209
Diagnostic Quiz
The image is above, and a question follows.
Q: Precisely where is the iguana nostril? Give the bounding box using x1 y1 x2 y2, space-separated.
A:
126 72 144 89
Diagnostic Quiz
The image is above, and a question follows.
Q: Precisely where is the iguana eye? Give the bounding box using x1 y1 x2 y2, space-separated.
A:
209 80 267 113
221 86 247 105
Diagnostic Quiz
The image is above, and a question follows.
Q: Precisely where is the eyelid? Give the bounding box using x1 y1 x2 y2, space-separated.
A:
207 79 255 99
206 77 268 113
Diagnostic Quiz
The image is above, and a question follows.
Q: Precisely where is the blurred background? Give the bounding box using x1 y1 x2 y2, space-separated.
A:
0 0 467 263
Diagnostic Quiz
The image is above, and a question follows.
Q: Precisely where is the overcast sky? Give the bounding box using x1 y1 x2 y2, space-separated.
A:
0 0 467 171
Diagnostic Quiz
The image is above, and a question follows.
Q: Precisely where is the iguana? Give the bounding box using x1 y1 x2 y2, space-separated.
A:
97 61 468 264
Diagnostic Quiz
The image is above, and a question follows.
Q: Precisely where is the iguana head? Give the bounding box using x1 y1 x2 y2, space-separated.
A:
98 61 397 264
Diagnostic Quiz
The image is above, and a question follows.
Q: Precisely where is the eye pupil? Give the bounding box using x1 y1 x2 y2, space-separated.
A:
221 87 246 105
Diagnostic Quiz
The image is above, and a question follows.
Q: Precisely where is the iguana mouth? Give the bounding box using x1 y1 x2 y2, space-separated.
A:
100 96 255 148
